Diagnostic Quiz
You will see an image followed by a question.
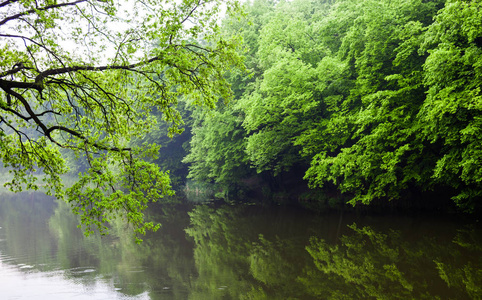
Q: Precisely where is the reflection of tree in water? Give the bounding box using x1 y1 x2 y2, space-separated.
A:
186 205 482 299
185 205 254 299
435 227 482 299
50 200 196 299
0 193 195 299
0 192 58 270
302 224 482 299
185 204 319 300
3 194 482 299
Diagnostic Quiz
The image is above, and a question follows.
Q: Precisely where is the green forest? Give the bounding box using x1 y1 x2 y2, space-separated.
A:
2 0 482 237
162 0 482 212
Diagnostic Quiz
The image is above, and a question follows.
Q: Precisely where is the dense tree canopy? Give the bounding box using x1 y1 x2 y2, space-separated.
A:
186 0 482 211
0 0 243 239
3 0 482 235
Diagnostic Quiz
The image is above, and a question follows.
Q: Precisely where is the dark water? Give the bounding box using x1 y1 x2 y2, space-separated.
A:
1 192 482 299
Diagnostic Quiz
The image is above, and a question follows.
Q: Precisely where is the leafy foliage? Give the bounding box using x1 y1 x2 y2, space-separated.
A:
187 0 482 210
184 0 274 193
183 103 252 187
418 0 482 209
300 0 446 205
0 0 243 239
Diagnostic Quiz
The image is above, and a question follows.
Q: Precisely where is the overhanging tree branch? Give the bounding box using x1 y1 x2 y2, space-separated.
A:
0 0 88 26
0 0 243 240
0 0 20 9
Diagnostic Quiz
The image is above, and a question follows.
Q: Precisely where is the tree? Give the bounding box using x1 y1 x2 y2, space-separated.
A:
237 0 328 175
0 0 243 240
418 0 482 210
183 0 482 211
301 0 447 206
183 103 253 191
183 0 275 193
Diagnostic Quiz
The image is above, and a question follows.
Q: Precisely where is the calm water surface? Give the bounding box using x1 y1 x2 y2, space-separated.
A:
1 192 481 299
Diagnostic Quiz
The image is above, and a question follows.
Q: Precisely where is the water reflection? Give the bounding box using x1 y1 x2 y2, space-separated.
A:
0 192 193 299
1 192 481 299
184 206 482 300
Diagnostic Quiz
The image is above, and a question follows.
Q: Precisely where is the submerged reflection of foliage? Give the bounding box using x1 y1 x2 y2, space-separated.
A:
49 199 195 298
3 193 482 299
185 205 317 300
0 193 194 298
435 227 482 299
0 192 58 271
303 224 482 299
184 204 482 299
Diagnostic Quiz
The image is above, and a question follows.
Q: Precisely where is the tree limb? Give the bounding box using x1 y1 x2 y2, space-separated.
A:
0 0 20 8
34 55 162 84
0 0 88 26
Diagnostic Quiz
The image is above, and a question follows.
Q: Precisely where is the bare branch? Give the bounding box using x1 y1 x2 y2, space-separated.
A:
0 0 19 8
35 55 162 83
0 64 33 79
0 78 42 91
0 85 131 153
0 0 88 26
180 0 203 25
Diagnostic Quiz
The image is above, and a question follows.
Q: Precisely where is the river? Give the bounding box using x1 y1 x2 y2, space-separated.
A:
0 191 481 299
